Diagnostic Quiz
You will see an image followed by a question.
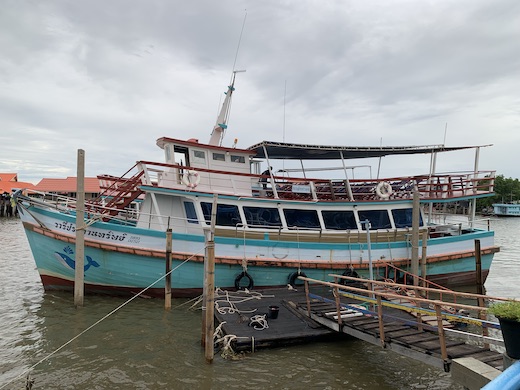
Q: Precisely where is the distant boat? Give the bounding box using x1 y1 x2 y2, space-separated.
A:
15 73 500 297
492 203 520 217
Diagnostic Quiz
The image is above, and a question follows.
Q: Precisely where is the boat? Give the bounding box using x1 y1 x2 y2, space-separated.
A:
492 202 520 217
15 73 500 297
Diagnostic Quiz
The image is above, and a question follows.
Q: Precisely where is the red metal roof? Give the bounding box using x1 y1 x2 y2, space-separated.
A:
34 177 101 193
0 173 35 193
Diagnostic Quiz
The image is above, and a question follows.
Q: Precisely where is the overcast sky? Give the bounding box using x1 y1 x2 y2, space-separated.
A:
1 0 519 184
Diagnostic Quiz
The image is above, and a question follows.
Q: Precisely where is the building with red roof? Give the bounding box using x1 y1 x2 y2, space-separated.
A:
33 177 101 199
0 173 35 194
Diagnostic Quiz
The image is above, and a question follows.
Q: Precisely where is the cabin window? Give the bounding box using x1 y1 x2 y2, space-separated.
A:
391 208 423 228
183 201 198 224
283 209 320 229
243 206 282 228
357 209 391 230
193 150 206 162
231 155 245 163
322 210 357 230
212 153 226 161
201 202 241 227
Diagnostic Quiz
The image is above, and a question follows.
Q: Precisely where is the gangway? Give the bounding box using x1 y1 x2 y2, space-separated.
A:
295 275 508 373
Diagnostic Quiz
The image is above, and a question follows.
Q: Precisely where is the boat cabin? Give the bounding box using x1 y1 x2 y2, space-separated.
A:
155 137 257 196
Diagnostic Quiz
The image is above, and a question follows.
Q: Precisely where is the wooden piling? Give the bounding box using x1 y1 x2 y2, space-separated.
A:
421 230 428 288
165 229 172 310
203 194 218 363
411 188 420 286
74 149 85 307
204 239 215 363
475 239 488 338
475 239 483 294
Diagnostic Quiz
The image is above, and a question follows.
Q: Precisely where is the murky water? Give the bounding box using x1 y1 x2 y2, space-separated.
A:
1 217 519 389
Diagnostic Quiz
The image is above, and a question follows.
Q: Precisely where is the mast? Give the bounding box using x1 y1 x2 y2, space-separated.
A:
209 70 245 146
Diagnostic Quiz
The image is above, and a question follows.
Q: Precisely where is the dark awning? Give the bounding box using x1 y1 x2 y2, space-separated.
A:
247 141 489 160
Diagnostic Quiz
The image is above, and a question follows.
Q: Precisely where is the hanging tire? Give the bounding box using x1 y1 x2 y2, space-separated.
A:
288 271 307 288
235 271 254 291
339 268 359 285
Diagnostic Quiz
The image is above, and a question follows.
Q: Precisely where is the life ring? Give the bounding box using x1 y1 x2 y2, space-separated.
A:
235 271 254 291
182 170 200 188
288 270 307 288
375 181 393 199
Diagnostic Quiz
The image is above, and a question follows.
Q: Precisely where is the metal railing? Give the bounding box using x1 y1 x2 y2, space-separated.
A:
299 274 512 368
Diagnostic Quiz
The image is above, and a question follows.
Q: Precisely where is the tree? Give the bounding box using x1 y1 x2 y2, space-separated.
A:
477 175 520 210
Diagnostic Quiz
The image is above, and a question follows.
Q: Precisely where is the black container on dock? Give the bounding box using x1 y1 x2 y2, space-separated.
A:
268 305 279 319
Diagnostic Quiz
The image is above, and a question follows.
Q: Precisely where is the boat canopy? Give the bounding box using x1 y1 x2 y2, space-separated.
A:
248 141 490 160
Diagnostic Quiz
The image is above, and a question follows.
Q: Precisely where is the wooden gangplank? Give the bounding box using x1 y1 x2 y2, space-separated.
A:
294 292 504 373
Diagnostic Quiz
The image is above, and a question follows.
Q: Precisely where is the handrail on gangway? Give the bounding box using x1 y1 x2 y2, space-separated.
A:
298 275 509 371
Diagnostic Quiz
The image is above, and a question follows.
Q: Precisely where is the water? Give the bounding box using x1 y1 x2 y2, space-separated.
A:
1 217 519 390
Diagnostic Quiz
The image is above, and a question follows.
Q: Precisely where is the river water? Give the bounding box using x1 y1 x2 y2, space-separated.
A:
1 217 519 390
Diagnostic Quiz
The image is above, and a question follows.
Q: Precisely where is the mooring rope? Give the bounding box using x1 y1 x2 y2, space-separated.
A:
249 314 269 330
0 248 205 390
214 288 273 315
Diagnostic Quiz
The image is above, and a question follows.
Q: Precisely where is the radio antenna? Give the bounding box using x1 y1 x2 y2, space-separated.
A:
231 10 247 76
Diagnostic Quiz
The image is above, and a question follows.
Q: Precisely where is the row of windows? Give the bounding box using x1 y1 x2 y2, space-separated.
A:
184 202 422 230
192 150 246 163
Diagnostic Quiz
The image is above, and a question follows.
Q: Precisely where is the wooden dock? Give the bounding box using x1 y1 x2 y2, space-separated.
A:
213 287 338 352
213 277 506 374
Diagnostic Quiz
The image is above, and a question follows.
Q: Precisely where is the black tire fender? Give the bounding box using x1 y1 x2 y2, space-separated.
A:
288 271 307 288
235 271 254 291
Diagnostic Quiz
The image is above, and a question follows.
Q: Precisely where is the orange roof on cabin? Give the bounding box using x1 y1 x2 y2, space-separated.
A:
0 172 35 194
34 177 101 193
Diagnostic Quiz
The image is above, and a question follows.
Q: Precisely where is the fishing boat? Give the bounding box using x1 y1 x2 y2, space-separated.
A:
16 73 499 297
492 202 520 217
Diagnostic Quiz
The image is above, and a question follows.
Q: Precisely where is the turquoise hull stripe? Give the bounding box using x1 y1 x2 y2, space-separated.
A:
24 226 493 291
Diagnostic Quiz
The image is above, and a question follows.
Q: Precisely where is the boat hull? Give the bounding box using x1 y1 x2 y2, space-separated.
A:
21 215 498 297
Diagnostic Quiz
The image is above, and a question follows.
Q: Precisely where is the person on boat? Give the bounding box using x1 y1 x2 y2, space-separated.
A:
260 167 273 189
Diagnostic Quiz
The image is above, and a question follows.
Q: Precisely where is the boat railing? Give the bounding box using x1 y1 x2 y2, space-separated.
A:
88 160 495 206
21 188 200 233
428 212 492 232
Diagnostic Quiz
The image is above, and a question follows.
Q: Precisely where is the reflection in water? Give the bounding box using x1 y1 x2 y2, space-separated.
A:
4 217 520 389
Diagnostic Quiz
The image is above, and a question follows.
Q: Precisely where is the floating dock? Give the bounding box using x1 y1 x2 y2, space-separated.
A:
213 275 507 382
213 287 338 352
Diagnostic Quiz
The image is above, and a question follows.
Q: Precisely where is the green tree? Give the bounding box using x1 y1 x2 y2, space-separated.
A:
477 175 520 210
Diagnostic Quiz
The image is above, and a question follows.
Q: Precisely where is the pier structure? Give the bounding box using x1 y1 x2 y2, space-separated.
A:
213 274 513 388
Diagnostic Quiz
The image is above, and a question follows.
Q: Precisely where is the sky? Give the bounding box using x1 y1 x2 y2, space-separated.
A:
1 0 519 184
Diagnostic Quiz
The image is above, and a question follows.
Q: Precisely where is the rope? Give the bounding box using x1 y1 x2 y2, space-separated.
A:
214 288 273 315
213 321 249 359
0 248 205 390
249 314 269 330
